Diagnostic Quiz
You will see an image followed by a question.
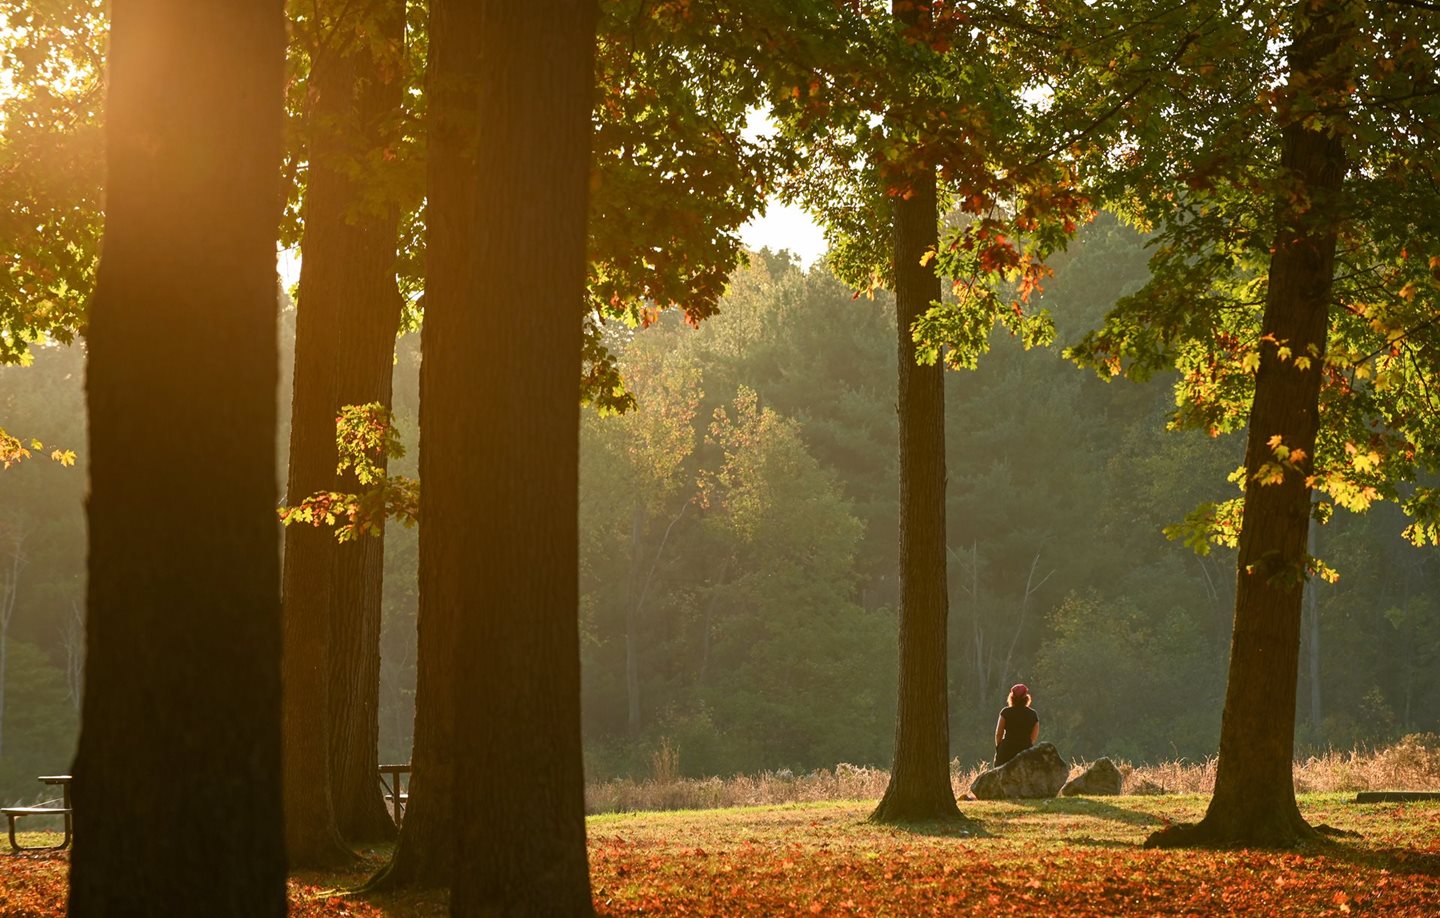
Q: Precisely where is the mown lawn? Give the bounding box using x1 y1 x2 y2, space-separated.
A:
2 795 1438 915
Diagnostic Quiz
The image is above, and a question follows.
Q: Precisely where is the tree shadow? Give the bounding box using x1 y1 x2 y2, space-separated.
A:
1000 797 1166 827
1314 839 1440 878
1059 835 1137 849
870 816 995 839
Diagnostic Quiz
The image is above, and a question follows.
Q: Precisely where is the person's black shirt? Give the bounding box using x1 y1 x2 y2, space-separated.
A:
995 704 1039 766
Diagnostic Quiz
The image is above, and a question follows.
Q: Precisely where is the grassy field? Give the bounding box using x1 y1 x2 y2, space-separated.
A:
2 794 1438 915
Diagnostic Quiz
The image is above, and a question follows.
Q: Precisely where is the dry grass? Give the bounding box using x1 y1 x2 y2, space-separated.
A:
585 734 1440 814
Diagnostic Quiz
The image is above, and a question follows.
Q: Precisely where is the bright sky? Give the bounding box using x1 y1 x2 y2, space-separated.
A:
739 199 828 268
277 195 828 291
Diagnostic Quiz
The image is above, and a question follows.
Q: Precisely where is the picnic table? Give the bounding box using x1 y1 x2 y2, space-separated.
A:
4 767 414 852
4 775 71 853
378 763 410 826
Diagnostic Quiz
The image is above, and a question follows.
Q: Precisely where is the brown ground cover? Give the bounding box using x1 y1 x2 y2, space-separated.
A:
1 792 1437 915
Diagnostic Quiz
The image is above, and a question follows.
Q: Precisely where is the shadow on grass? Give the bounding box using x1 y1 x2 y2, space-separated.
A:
1311 838 1440 878
1000 797 1166 827
1058 835 1137 849
869 816 995 839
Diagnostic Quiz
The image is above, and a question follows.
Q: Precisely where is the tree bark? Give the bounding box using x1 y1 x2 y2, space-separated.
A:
872 0 961 824
365 0 480 889
1146 0 1351 850
321 0 409 847
283 0 407 866
448 1 597 914
70 1 287 912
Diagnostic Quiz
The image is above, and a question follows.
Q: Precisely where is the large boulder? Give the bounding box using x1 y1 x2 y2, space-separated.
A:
970 743 1068 800
1060 757 1123 797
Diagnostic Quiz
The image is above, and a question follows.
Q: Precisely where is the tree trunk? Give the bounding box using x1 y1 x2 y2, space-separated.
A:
321 0 409 847
70 1 287 912
448 1 597 914
872 0 960 823
330 512 399 844
1146 0 1350 850
365 0 481 889
282 0 408 866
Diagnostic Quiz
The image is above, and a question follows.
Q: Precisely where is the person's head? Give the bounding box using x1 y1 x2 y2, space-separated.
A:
1009 683 1031 707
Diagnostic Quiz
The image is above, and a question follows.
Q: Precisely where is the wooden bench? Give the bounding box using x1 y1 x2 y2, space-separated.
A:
378 763 410 826
4 775 71 853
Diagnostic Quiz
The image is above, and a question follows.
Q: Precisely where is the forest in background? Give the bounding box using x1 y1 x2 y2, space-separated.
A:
4 216 1436 801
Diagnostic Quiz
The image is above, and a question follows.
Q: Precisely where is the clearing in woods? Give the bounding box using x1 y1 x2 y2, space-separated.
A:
1 795 1437 915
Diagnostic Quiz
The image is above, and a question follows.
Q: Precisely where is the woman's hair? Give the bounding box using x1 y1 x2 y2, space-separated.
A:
1008 690 1033 708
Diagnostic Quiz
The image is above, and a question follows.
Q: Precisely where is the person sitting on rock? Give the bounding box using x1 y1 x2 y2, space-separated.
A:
994 683 1040 766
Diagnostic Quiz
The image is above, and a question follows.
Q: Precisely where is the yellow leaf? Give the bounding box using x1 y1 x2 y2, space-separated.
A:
1253 461 1286 485
1276 345 1292 361
1241 351 1261 373
1294 356 1311 371
1353 450 1381 473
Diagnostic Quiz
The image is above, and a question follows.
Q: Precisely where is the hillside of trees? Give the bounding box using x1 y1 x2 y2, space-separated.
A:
5 218 1435 802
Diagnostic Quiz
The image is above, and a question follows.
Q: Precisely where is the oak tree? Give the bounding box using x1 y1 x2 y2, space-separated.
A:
69 0 288 911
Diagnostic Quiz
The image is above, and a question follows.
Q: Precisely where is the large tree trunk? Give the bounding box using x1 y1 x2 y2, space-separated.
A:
70 1 287 912
283 0 407 866
1146 0 1350 850
871 0 960 825
365 0 480 889
448 1 597 913
321 0 409 847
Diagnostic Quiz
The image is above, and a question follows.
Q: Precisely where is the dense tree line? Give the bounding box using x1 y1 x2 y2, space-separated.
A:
10 218 1435 805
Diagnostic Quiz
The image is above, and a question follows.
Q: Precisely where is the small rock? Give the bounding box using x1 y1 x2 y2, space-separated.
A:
1131 778 1168 796
970 742 1069 800
1060 758 1124 796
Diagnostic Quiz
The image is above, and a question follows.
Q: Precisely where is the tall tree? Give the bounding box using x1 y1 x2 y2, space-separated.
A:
281 0 409 866
446 1 597 910
69 0 287 912
870 0 956 822
1147 0 1353 847
363 0 480 889
1061 0 1440 846
369 0 824 889
778 0 1075 823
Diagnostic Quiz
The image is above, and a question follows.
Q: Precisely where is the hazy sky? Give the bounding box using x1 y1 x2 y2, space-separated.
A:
740 199 828 267
277 196 828 291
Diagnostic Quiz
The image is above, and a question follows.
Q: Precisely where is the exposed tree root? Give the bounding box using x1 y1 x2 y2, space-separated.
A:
869 791 966 826
1144 809 1325 850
